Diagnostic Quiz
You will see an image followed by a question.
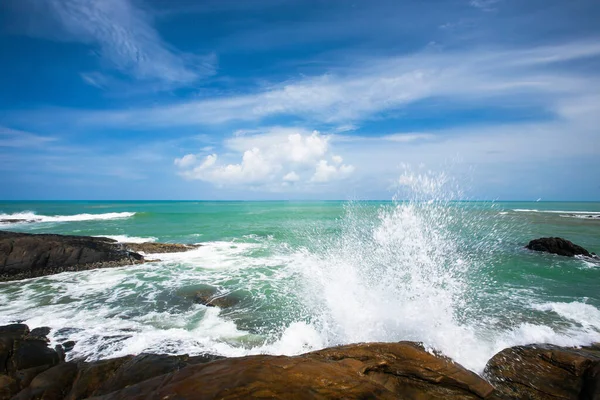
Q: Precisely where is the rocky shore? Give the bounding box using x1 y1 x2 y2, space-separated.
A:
0 232 199 282
1 323 599 399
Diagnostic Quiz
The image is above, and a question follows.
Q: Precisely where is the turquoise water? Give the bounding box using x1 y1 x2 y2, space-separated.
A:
1 198 599 373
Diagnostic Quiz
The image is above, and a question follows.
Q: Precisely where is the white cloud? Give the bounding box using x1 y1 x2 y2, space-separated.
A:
0 126 57 148
283 171 300 182
27 0 215 86
175 129 355 190
174 154 197 168
31 40 600 129
311 160 355 183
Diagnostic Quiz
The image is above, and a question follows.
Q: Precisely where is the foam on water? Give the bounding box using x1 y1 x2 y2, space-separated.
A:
0 211 136 225
94 235 157 243
1 172 600 374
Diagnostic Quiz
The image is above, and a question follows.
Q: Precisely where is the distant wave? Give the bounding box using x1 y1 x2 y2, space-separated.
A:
512 209 600 219
512 209 600 214
95 235 157 243
0 211 136 224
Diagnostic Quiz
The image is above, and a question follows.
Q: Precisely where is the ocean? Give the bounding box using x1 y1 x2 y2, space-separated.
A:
1 195 599 374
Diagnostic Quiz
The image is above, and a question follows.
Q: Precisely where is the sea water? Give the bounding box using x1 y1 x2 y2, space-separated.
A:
1 180 599 373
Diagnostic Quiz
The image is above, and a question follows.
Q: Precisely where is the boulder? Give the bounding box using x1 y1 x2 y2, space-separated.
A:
526 237 594 258
484 344 600 399
177 285 241 309
91 342 495 400
0 231 144 282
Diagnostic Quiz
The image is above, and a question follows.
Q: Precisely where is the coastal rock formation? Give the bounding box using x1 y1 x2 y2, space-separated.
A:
1 324 496 400
526 237 595 257
0 232 144 282
123 242 200 254
0 232 202 282
7 322 600 399
484 343 600 399
0 324 223 400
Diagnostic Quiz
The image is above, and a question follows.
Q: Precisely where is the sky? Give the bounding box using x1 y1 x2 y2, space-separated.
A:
0 0 599 200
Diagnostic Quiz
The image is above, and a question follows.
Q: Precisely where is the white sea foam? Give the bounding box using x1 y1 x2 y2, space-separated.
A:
95 235 157 243
0 211 136 224
513 209 600 214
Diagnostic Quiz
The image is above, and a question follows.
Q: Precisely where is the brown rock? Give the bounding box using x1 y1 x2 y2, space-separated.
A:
65 356 133 400
91 342 495 400
484 344 600 399
12 362 78 400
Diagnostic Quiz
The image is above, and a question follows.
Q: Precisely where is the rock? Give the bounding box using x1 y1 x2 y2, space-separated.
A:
0 231 144 282
62 341 76 353
12 362 79 400
29 327 51 338
484 344 600 399
65 356 133 400
10 339 60 374
123 242 200 254
526 237 594 258
0 374 18 400
91 342 495 400
189 287 240 309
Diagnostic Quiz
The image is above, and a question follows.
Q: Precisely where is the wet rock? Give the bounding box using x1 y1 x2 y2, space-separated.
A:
123 242 200 254
183 286 241 309
484 344 600 399
91 342 495 400
29 327 51 338
62 341 76 353
0 231 144 282
10 339 60 374
526 237 594 258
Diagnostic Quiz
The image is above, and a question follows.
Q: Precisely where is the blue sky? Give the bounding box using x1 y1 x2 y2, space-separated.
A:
0 0 599 200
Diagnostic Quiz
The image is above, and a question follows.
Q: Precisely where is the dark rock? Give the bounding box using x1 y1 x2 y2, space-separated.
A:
90 342 495 400
123 242 201 254
526 237 594 257
10 339 60 373
29 327 51 338
62 341 76 353
0 324 29 336
0 374 18 400
484 344 600 399
0 231 145 282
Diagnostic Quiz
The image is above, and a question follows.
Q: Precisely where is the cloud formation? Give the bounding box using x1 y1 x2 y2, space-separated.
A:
175 129 355 190
13 0 216 87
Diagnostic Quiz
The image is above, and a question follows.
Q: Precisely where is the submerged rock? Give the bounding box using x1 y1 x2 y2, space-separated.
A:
484 343 600 399
178 285 241 309
526 237 594 258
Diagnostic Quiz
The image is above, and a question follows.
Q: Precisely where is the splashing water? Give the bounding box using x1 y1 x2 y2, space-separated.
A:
1 172 599 374
277 170 599 372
